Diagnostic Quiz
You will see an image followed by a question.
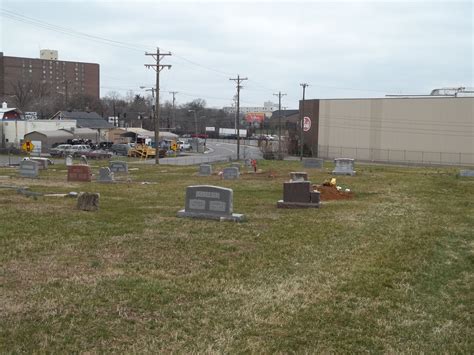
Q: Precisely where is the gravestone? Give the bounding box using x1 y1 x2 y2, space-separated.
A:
65 155 73 166
460 170 474 177
77 192 100 211
67 165 92 182
244 159 252 167
230 162 241 171
80 155 88 165
177 185 245 222
222 167 239 180
277 181 321 208
98 167 114 182
303 158 324 169
198 164 212 176
109 160 128 174
289 172 309 182
332 158 356 176
19 160 39 178
30 157 49 170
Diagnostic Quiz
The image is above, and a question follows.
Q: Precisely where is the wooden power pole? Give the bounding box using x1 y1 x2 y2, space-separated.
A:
145 47 171 164
229 75 248 160
299 83 309 161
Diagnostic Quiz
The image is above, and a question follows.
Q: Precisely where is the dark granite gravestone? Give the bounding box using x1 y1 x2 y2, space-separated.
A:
177 185 245 222
109 161 128 174
332 158 356 176
303 158 324 169
198 164 212 176
98 167 114 182
277 181 321 208
67 165 92 182
289 172 309 182
223 167 239 180
19 160 39 178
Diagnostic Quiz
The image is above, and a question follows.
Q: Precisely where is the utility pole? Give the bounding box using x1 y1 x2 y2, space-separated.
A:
273 91 286 159
229 75 248 160
145 47 171 164
169 91 178 130
299 83 309 161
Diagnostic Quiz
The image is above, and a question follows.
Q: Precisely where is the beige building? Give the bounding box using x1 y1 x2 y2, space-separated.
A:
301 97 473 165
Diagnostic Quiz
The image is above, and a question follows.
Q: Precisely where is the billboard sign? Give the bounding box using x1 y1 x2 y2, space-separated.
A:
245 112 265 123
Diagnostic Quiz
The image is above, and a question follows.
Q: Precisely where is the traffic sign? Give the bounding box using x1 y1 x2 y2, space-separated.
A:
22 140 35 153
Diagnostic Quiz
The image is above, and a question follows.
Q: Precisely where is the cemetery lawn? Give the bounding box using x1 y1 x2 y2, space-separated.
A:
0 160 472 353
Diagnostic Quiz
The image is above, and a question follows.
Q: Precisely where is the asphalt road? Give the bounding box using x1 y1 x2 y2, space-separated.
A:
0 141 263 167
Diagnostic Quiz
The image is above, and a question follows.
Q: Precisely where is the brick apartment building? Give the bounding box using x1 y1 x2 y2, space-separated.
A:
0 50 100 102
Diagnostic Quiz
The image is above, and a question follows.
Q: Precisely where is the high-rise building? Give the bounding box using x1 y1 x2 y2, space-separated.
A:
0 50 100 101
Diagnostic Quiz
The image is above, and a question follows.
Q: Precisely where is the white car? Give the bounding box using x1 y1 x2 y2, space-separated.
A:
177 140 191 151
67 145 91 157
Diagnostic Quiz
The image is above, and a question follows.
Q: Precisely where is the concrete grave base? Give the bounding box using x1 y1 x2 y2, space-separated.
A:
177 209 245 222
331 170 356 176
277 200 321 208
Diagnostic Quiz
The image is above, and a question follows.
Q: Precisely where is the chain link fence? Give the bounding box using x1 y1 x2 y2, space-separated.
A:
318 145 474 166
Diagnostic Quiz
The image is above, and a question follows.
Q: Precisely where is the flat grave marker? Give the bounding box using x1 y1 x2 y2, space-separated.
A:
303 158 324 169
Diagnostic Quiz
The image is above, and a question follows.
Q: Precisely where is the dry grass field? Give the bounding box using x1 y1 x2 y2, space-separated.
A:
0 159 472 352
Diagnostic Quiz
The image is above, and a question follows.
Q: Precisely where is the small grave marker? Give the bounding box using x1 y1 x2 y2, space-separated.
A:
19 160 39 178
460 170 474 177
198 164 212 176
65 155 73 166
332 158 356 176
177 185 245 222
30 157 49 170
109 161 128 173
77 192 100 211
303 158 324 169
80 155 89 165
222 167 239 180
98 167 114 182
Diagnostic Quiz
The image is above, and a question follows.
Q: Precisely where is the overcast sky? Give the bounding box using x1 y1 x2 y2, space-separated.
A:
1 0 472 108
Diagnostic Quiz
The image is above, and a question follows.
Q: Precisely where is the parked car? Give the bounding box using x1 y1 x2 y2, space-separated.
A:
82 149 113 160
177 140 191 151
49 144 72 157
68 144 91 158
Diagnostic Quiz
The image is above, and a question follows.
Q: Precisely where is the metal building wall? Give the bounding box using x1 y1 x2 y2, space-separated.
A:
315 97 473 165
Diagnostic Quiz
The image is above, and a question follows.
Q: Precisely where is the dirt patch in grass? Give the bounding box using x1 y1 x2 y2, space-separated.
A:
314 185 354 201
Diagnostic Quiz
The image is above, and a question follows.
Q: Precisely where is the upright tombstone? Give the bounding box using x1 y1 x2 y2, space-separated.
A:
109 160 128 174
332 158 356 176
303 158 324 169
177 185 245 222
277 181 321 208
65 155 73 166
289 172 309 182
30 157 49 170
19 160 39 178
80 155 89 166
77 192 100 211
230 162 241 171
67 165 92 182
98 167 114 183
222 167 239 180
198 164 212 176
244 159 252 167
